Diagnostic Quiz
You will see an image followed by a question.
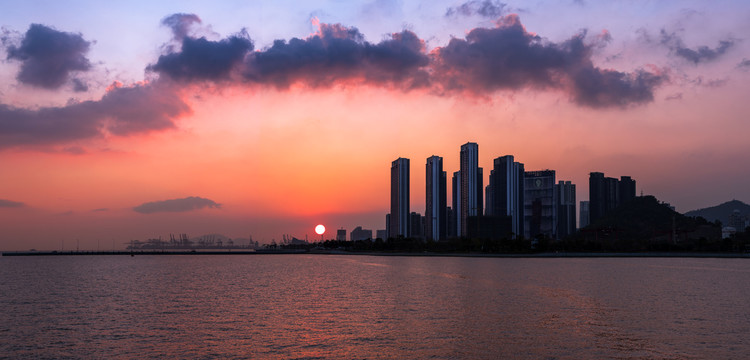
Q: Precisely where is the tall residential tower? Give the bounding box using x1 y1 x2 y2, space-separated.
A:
426 156 447 241
458 142 483 237
390 158 410 238
487 155 525 237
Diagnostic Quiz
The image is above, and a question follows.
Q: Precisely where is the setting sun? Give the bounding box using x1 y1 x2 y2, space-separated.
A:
315 224 326 235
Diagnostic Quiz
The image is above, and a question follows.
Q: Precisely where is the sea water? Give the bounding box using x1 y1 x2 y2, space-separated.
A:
1 255 749 359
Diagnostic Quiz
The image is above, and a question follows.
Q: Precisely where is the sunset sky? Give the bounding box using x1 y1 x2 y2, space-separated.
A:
1 0 749 250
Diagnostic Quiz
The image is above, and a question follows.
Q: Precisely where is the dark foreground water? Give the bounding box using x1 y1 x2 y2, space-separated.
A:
1 255 749 359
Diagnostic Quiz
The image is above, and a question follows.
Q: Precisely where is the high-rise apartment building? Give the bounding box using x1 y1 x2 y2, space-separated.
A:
487 155 525 237
556 180 576 239
619 176 636 203
579 200 590 228
410 212 424 239
458 142 483 237
426 156 447 241
390 158 410 238
589 172 606 224
589 172 636 224
524 170 557 239
452 171 459 237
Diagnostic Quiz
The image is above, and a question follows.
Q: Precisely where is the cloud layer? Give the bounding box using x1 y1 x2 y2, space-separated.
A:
431 16 666 107
0 83 190 149
660 30 735 64
5 24 91 90
150 14 664 107
0 199 25 208
445 0 508 18
1 13 672 151
133 196 222 214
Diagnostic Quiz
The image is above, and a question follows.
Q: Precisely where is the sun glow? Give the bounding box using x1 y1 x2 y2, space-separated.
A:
315 224 325 235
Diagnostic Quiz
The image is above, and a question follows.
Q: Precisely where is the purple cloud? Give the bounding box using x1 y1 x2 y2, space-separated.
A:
161 13 202 41
243 23 430 89
5 24 92 90
133 196 222 214
432 15 666 107
148 13 662 107
738 58 750 70
149 33 254 82
660 30 735 64
0 13 674 152
445 0 508 18
0 83 191 150
0 199 25 208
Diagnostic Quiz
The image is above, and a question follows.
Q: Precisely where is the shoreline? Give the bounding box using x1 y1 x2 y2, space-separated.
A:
2 249 749 258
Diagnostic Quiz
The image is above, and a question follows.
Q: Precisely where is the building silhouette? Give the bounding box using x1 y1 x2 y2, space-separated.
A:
619 176 636 204
336 228 347 241
556 180 576 239
426 156 447 241
589 172 636 224
447 206 456 239
487 155 525 237
350 226 373 241
589 172 606 224
452 171 459 237
458 142 483 237
579 201 590 228
390 158 410 238
410 212 425 239
524 170 557 239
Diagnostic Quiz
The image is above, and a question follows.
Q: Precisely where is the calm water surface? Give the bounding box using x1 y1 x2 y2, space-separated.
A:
1 255 749 359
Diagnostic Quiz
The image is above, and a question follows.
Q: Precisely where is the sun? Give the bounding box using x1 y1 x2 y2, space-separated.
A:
315 224 326 235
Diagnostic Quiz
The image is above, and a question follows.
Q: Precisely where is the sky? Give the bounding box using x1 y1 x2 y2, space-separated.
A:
1 0 749 250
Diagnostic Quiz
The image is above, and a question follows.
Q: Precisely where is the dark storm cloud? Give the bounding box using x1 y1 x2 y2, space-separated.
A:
445 0 508 18
149 33 254 82
0 199 25 208
243 23 430 89
133 196 221 214
432 15 665 107
0 83 190 149
5 24 91 89
161 13 202 41
660 30 734 64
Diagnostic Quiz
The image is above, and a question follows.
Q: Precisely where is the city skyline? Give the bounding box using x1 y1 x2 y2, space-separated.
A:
1 1 750 250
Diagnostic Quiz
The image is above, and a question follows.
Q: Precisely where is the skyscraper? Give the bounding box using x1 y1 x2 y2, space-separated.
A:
487 155 525 237
556 180 576 239
452 171 459 238
524 170 557 239
589 172 606 224
459 142 483 237
605 176 620 212
426 156 447 241
390 158 410 238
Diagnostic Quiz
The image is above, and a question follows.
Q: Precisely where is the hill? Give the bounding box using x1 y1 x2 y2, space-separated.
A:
684 200 750 224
